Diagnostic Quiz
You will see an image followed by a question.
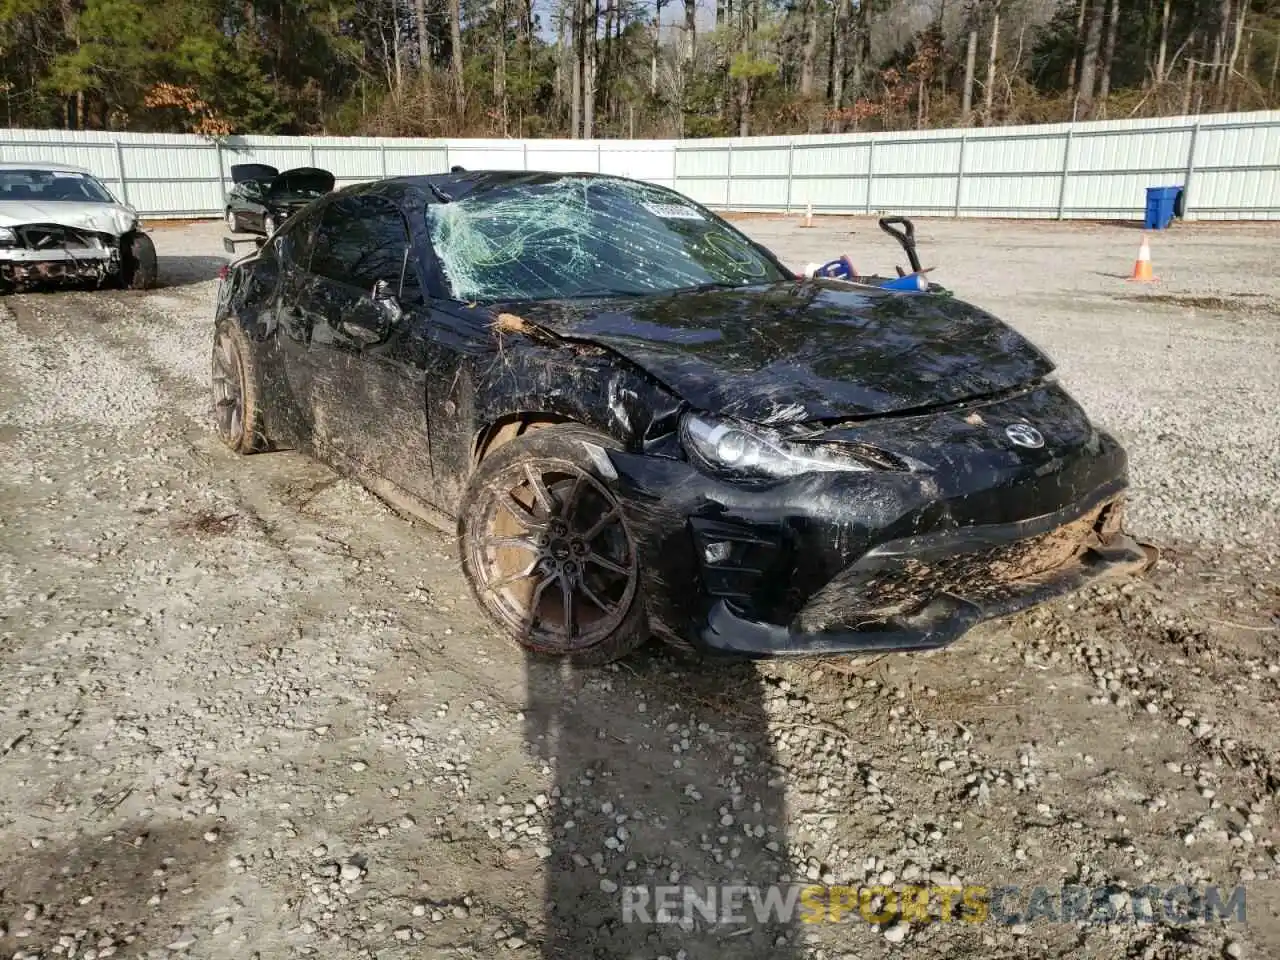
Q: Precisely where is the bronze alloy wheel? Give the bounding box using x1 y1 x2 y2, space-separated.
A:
462 430 645 660
211 330 245 446
210 324 264 454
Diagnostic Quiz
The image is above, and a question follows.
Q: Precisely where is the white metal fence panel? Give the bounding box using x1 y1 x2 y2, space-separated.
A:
1 110 1277 220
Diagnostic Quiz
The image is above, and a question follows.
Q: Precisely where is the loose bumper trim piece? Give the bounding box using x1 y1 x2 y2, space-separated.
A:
697 488 1156 657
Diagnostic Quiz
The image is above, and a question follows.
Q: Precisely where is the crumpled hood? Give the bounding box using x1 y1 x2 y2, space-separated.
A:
0 200 137 237
515 281 1056 423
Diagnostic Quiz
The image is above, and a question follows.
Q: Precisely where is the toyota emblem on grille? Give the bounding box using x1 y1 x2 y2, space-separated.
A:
1005 423 1044 448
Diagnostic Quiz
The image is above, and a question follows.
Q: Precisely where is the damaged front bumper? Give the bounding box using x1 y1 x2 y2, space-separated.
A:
606 442 1157 659
0 225 119 287
698 490 1156 656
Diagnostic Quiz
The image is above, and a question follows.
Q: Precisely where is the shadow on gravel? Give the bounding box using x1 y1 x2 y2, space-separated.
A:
157 255 228 288
0 819 231 955
527 647 799 959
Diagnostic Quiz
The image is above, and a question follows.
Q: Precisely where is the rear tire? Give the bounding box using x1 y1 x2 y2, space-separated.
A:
211 322 267 454
263 213 277 236
226 208 239 233
119 231 158 290
458 423 649 666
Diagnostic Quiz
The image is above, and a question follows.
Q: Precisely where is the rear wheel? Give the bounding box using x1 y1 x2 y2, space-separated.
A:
211 322 267 454
225 208 239 232
263 213 277 236
459 424 649 665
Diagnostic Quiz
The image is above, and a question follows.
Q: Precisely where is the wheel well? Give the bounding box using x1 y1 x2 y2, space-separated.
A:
471 413 577 465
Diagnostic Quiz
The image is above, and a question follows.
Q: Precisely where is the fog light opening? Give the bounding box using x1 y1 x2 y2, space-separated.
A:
703 540 733 564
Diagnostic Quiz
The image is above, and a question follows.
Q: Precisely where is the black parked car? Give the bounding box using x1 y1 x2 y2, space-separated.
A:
212 171 1155 665
224 163 335 237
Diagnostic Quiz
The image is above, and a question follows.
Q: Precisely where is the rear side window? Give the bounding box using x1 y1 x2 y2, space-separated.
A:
308 194 422 302
276 204 322 267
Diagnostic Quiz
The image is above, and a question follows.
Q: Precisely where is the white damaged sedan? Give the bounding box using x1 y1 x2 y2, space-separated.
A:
0 161 157 292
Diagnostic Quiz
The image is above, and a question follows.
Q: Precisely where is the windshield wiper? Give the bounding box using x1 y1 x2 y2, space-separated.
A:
427 182 453 204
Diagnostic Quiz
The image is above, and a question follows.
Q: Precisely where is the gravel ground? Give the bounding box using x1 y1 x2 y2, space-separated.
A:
0 215 1277 960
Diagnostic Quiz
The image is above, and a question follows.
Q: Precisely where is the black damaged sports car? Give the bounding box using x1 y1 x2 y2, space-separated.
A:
225 163 335 237
213 171 1155 664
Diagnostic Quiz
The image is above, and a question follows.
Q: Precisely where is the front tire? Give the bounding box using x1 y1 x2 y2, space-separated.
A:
263 213 276 236
458 423 649 666
211 322 267 454
226 208 239 233
119 231 158 290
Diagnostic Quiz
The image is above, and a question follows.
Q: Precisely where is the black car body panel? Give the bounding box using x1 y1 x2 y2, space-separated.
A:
512 283 1056 422
214 171 1152 659
230 163 280 184
226 164 334 237
267 167 335 197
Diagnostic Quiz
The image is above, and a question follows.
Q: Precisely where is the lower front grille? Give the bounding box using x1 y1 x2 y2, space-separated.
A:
796 498 1123 633
689 516 786 615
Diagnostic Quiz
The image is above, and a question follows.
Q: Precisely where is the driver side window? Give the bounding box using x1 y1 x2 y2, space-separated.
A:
308 195 423 303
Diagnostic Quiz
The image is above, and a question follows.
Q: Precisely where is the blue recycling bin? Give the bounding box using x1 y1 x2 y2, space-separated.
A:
1144 185 1183 230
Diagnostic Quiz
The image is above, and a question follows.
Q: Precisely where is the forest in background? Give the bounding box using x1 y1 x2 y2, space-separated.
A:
2 0 1278 140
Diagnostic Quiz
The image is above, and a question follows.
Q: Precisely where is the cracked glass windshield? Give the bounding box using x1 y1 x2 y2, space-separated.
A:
426 175 788 301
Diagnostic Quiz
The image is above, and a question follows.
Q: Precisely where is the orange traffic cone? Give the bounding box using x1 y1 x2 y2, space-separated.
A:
1127 234 1157 282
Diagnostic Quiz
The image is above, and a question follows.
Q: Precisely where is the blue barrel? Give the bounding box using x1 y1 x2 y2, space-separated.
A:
1144 186 1183 230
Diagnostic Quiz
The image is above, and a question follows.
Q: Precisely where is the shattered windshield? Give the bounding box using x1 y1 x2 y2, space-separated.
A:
426 176 788 302
0 169 116 203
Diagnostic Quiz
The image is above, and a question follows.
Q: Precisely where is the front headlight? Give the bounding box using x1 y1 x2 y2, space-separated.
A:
680 412 899 481
0 226 16 247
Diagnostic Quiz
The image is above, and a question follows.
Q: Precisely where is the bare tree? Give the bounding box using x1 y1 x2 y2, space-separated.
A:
495 0 508 132
1225 0 1246 103
1097 0 1120 109
602 0 615 121
735 0 757 135
829 0 850 121
1181 31 1198 112
983 1 1000 123
584 0 598 137
1155 0 1171 81
800 0 820 97
684 0 697 62
1075 0 1105 118
414 0 428 69
961 20 978 124
1067 0 1087 95
571 0 583 135
1272 29 1280 97
450 0 465 114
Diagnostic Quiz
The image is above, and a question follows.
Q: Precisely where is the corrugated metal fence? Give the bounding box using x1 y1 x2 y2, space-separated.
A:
2 110 1278 221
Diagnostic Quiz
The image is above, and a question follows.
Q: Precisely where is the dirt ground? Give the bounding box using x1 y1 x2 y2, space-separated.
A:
1 215 1278 960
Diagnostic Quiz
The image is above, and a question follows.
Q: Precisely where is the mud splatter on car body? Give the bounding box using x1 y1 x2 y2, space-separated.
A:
214 170 1154 662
